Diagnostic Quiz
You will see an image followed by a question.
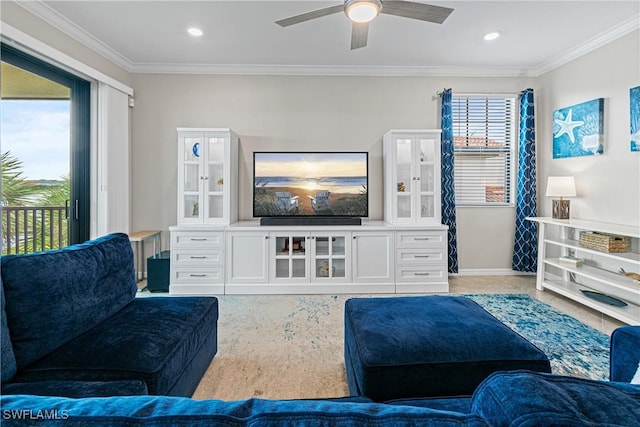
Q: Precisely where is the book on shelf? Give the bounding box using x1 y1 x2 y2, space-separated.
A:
558 255 584 267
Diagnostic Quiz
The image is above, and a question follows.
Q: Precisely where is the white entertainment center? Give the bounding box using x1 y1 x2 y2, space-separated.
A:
170 128 448 295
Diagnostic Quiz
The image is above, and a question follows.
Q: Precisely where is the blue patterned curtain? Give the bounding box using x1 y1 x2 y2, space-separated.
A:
512 88 538 272
440 89 458 273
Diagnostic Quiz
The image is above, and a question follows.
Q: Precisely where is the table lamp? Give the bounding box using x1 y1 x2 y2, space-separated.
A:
546 176 576 219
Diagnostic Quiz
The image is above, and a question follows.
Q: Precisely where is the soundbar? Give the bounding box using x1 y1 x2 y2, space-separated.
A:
260 217 362 226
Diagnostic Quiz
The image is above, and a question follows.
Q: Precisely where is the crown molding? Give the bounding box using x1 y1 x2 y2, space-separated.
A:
532 14 640 77
14 0 639 78
0 22 133 95
13 0 136 72
130 62 535 77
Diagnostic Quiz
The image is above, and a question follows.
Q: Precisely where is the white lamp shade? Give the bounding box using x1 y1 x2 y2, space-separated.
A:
546 176 577 197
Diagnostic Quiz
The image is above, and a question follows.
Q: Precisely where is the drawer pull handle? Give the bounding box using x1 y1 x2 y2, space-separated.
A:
414 237 430 241
190 274 207 277
414 272 430 276
414 255 430 258
190 256 207 259
190 238 207 241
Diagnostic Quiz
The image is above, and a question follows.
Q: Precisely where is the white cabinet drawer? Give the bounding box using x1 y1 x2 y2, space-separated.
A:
173 249 223 267
396 231 445 248
396 248 444 265
172 232 223 248
395 265 447 282
172 268 224 284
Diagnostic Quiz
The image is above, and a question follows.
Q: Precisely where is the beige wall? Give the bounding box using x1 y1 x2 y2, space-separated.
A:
536 30 640 227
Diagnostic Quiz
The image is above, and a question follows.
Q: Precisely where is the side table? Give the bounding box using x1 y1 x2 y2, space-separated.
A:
129 230 162 282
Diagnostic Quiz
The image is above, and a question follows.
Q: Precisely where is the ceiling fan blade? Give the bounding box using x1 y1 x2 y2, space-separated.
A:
381 1 454 24
351 22 369 50
275 4 344 27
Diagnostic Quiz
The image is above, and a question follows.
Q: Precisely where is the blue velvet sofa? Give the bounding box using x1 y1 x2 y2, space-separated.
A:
2 321 639 426
1 326 639 426
1 233 218 398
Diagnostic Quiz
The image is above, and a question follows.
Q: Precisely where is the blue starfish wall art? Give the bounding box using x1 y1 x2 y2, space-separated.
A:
631 86 640 152
553 98 604 158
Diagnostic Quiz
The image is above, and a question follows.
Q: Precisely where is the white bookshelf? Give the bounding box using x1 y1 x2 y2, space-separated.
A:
528 217 640 325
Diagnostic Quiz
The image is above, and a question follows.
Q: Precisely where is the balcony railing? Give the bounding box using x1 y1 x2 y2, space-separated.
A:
2 206 68 255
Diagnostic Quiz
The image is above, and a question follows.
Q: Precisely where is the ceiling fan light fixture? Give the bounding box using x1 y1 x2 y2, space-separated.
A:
345 0 382 23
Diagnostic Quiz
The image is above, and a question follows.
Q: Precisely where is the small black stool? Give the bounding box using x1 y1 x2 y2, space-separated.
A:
147 250 170 292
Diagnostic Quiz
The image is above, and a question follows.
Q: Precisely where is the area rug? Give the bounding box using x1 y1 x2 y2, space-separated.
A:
192 293 610 401
465 294 610 380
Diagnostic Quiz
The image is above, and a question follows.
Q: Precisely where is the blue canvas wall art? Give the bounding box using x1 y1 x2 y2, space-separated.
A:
631 86 640 152
553 98 604 158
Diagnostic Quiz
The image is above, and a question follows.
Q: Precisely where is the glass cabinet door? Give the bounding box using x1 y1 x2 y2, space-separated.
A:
177 128 236 226
395 138 414 220
205 136 226 221
384 129 442 225
313 235 347 280
417 137 436 220
331 235 346 279
273 235 307 280
181 135 203 221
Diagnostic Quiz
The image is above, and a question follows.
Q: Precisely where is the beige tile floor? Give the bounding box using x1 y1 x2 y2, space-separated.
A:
138 274 627 336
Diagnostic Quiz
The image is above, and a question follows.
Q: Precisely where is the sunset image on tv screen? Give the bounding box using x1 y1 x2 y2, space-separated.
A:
253 152 368 217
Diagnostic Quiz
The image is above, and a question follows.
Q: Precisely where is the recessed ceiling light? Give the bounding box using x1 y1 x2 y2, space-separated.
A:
483 31 500 41
187 27 203 37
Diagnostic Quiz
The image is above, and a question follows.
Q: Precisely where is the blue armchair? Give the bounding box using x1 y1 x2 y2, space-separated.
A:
611 325 640 383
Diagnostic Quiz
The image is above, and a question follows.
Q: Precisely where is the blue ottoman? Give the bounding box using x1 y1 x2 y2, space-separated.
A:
344 296 551 402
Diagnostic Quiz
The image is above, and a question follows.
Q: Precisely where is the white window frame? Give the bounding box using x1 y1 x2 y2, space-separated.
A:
451 93 517 207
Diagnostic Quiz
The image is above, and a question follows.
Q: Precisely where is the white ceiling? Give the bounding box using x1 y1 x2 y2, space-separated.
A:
14 0 640 76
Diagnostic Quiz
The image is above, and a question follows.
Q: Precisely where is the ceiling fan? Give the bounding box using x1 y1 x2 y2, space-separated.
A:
275 0 454 50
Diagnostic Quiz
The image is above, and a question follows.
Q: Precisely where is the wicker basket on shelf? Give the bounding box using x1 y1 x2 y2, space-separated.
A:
579 231 630 253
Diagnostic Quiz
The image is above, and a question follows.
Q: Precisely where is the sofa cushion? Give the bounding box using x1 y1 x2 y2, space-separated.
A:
386 396 473 414
14 296 218 396
1 233 137 369
0 282 17 383
471 370 640 427
1 380 148 398
0 395 492 426
610 325 640 382
344 296 551 401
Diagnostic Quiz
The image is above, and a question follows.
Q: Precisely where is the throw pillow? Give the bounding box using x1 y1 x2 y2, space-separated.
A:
632 361 640 385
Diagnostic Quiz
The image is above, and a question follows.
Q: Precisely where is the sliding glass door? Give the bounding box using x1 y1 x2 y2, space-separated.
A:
1 43 90 253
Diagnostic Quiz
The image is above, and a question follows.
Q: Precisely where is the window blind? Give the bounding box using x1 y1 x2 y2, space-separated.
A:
451 95 516 205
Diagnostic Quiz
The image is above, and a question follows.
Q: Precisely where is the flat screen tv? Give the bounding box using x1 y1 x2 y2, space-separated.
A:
253 152 368 219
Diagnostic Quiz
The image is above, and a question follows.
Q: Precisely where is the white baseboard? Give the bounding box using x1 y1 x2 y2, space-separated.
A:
453 268 537 276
